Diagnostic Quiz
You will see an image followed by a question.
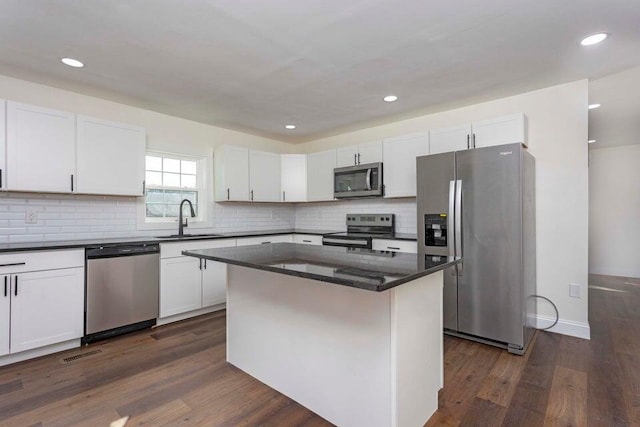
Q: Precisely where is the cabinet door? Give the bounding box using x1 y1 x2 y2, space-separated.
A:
429 124 471 155
160 257 202 317
382 133 429 198
0 100 6 191
249 150 281 202
472 113 526 149
214 145 249 201
336 145 358 167
357 140 383 165
201 260 226 307
307 149 337 202
6 102 76 193
0 275 9 356
76 115 145 196
281 154 307 202
10 268 83 354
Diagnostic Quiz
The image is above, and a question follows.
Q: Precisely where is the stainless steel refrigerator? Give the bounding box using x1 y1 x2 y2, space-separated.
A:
417 143 536 355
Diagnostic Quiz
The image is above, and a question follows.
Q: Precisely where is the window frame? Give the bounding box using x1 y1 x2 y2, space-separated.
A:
137 150 212 231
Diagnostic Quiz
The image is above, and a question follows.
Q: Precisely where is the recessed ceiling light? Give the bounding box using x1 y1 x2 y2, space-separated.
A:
588 103 601 109
588 139 596 144
61 57 84 68
580 33 608 46
285 124 296 130
383 95 398 103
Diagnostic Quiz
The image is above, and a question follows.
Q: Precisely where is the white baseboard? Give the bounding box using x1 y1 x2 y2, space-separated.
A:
156 303 226 326
0 339 81 367
534 315 590 340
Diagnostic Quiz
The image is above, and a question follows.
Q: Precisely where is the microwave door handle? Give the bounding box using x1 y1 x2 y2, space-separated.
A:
448 180 456 258
366 168 372 190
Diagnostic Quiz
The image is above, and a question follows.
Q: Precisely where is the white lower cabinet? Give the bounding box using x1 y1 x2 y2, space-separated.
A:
371 239 417 254
292 234 323 245
160 239 235 319
0 249 84 359
236 234 293 247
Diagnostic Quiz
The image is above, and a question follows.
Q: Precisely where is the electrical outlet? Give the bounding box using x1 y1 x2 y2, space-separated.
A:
25 209 38 224
569 283 581 298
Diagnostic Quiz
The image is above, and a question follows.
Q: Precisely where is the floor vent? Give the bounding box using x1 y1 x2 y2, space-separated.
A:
60 349 103 364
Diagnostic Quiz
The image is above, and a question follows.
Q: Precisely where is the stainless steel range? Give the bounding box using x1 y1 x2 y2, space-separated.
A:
322 214 395 249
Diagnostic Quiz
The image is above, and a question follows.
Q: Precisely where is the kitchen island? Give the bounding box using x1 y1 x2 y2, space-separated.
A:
183 243 460 427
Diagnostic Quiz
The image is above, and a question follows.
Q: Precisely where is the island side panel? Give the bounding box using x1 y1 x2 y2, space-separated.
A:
390 270 444 427
226 265 392 427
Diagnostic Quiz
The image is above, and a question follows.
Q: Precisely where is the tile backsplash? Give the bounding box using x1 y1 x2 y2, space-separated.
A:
295 198 417 234
0 192 416 243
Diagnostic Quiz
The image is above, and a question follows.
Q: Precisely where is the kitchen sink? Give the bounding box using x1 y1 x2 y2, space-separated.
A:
154 233 223 239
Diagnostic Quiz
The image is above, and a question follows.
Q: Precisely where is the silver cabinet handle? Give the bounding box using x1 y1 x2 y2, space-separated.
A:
0 169 3 188
142 180 146 195
357 153 361 164
199 258 202 270
354 153 357 165
251 190 254 201
227 188 230 200
466 134 470 149
387 246 400 250
3 276 6 297
70 174 74 192
0 262 26 268
448 181 455 258
283 191 285 202
261 241 271 244
14 275 18 296
472 133 476 149
302 239 312 243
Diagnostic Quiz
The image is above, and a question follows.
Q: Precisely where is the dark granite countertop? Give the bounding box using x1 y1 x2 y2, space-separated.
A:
0 228 417 253
183 243 460 292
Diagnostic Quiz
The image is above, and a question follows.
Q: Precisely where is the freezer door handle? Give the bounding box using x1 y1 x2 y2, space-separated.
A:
448 180 456 258
455 179 463 271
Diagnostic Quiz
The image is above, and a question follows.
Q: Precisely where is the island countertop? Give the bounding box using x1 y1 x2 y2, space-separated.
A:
183 242 461 292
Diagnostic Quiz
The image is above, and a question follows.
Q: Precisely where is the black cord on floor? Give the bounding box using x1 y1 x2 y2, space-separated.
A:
533 295 559 330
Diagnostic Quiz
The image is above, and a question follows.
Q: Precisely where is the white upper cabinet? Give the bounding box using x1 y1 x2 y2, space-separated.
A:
472 113 527 148
307 149 337 202
429 124 472 155
382 133 429 198
281 154 307 202
357 140 383 165
214 145 250 201
336 141 382 167
336 145 359 167
249 150 281 202
76 115 146 196
0 100 5 191
429 113 527 154
6 101 76 193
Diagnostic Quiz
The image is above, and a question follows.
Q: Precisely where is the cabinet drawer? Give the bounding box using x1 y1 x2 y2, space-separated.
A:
371 239 417 254
160 238 236 259
292 234 322 245
236 234 293 247
0 249 84 274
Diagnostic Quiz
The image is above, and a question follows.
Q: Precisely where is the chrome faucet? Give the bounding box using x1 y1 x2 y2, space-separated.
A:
178 199 196 237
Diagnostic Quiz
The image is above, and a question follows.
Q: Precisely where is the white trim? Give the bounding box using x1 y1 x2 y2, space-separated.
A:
155 304 224 326
534 315 590 340
0 339 80 367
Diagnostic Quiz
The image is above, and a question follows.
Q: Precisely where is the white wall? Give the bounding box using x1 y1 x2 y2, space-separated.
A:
299 80 591 338
589 145 640 278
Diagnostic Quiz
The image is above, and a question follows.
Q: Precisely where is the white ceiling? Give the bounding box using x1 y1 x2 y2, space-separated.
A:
0 0 639 143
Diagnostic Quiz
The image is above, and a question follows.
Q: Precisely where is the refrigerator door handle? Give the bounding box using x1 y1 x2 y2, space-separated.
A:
448 180 456 258
455 179 463 271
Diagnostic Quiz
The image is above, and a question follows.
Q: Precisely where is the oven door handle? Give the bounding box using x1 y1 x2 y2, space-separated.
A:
366 168 372 190
323 238 369 246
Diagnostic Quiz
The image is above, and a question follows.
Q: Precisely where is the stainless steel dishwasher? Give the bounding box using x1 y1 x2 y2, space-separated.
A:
84 243 160 344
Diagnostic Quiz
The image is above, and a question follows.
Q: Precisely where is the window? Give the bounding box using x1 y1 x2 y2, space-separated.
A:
144 153 202 222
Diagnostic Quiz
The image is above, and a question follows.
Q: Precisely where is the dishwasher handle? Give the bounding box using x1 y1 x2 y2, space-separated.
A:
86 244 160 259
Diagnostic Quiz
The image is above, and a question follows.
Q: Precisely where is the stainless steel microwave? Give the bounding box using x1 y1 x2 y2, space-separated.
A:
334 162 383 198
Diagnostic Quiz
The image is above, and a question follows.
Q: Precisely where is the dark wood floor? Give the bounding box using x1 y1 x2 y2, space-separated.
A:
0 273 638 426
